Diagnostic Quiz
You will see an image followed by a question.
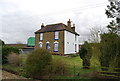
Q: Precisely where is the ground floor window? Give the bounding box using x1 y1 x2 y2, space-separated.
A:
75 44 77 52
39 42 43 48
54 43 58 52
46 42 50 51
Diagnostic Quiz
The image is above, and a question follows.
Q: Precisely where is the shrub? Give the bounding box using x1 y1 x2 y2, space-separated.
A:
25 48 52 79
51 58 67 75
79 41 92 69
99 33 118 71
7 53 21 66
2 46 19 64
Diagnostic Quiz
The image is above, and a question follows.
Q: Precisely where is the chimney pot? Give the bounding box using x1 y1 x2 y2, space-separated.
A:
67 19 71 27
71 24 75 32
73 24 75 27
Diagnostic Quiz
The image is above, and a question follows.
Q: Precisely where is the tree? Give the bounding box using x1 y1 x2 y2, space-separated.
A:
89 26 107 43
105 0 120 33
99 33 118 71
79 41 92 69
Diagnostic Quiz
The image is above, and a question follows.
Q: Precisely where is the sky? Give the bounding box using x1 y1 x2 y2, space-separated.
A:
0 0 111 44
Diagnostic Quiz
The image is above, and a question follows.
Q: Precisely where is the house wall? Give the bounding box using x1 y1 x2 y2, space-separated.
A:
35 31 64 55
64 30 79 54
35 34 40 49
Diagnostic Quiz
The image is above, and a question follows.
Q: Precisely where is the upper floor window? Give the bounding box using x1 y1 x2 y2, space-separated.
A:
40 33 43 40
75 35 77 41
54 31 59 40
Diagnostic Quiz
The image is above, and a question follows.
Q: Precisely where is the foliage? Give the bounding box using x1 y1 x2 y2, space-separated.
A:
79 41 92 69
99 33 120 71
113 37 120 72
2 46 19 64
25 48 52 79
3 54 101 79
51 58 67 75
105 0 120 33
7 53 22 66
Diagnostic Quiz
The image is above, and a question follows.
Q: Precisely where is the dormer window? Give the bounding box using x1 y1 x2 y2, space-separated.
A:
40 33 43 40
54 31 59 40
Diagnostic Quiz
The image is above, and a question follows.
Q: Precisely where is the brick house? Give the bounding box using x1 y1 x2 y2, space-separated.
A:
35 19 80 55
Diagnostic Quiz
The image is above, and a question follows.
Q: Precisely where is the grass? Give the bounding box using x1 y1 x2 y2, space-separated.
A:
52 55 101 76
3 54 101 79
2 64 21 73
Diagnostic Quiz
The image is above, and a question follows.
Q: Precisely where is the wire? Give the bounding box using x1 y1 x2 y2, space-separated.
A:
38 2 108 18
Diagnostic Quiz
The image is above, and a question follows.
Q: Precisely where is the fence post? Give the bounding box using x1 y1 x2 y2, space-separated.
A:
74 63 75 76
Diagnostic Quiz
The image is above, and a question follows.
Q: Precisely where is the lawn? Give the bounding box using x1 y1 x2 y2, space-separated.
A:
52 55 101 75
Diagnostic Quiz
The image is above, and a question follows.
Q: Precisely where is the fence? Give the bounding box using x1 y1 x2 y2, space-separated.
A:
45 63 120 79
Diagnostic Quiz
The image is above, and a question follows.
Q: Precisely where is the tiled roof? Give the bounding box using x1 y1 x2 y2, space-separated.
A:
35 23 79 35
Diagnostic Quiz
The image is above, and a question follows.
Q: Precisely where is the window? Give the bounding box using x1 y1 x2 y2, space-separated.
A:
39 42 42 48
75 35 77 41
40 33 43 40
75 44 77 52
46 42 50 51
54 43 58 52
54 31 59 40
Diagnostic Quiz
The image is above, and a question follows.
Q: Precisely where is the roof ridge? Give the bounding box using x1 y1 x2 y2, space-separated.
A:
46 23 63 26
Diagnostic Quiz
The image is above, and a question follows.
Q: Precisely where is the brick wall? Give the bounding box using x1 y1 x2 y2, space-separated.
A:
35 31 64 55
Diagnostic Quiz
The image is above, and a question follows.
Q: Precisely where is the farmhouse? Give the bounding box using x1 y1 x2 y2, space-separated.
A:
35 19 80 55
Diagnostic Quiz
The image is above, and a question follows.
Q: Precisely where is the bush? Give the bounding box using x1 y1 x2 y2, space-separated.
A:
99 33 118 71
79 41 92 69
2 46 19 64
51 58 67 75
25 48 52 79
7 53 21 66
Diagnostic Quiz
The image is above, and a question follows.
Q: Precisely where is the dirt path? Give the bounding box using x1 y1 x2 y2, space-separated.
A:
2 70 25 79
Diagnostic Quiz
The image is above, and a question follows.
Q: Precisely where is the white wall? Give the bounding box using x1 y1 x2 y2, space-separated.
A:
64 30 79 54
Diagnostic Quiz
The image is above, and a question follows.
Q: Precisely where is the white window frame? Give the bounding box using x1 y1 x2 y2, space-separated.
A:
54 31 59 40
75 44 77 52
46 42 50 50
39 42 43 48
54 41 59 52
40 33 43 40
75 35 77 41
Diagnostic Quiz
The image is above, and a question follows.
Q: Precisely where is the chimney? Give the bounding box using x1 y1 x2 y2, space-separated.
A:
67 19 71 28
41 23 44 29
71 24 75 32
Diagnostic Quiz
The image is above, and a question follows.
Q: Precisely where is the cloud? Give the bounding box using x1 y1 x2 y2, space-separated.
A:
0 0 111 44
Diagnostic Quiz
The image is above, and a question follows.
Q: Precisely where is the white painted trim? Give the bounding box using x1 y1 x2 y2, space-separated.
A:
46 41 50 43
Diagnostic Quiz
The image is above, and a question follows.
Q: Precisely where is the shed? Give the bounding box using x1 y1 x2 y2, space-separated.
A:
27 37 35 47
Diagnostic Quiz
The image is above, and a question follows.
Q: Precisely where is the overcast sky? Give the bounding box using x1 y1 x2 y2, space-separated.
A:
0 0 111 44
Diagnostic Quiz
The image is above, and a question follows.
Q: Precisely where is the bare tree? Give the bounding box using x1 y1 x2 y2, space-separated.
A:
89 26 107 43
